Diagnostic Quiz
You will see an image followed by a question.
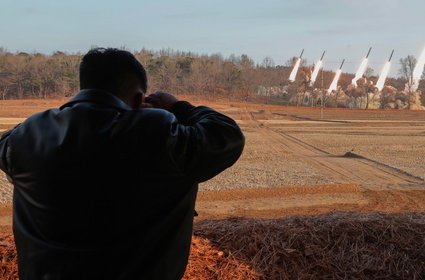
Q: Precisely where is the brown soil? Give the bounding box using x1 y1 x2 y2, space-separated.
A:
196 100 425 221
196 185 425 220
1 98 425 228
1 98 425 279
2 212 424 280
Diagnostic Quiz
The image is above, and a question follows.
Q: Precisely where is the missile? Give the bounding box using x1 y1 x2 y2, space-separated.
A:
366 47 372 58
299 49 304 59
388 49 394 62
339 59 345 69
320 50 326 61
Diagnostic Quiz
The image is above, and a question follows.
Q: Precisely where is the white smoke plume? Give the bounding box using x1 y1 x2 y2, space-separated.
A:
351 58 369 86
328 69 342 93
410 46 425 92
310 60 323 86
376 61 391 91
289 58 301 82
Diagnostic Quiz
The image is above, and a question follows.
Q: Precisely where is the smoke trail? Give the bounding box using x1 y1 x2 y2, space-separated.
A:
289 58 301 82
310 60 323 85
351 58 369 86
411 46 425 92
328 69 342 93
376 61 391 91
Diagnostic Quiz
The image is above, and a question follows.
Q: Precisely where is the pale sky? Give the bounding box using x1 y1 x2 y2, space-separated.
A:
1 0 424 76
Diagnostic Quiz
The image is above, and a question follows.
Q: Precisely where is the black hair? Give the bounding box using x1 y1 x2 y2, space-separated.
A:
79 48 147 93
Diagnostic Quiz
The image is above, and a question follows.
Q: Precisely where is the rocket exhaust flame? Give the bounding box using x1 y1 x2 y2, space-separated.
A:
376 61 391 91
310 60 323 85
328 69 342 93
410 46 425 92
328 59 344 93
352 47 372 87
351 58 369 86
289 58 301 82
376 50 394 91
310 51 325 85
289 57 301 82
289 50 304 82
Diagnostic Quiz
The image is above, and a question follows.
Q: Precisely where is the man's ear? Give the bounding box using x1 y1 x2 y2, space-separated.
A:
131 93 143 109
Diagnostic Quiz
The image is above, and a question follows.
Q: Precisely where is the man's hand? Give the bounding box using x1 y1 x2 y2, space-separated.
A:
145 91 179 110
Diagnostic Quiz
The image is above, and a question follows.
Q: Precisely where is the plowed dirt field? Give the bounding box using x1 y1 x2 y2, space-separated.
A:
0 98 425 230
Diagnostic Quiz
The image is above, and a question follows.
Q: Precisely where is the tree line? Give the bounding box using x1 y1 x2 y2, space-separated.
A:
0 47 423 106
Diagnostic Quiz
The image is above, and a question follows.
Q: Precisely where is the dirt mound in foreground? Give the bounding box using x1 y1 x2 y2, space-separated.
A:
185 212 425 280
1 212 424 279
0 234 17 280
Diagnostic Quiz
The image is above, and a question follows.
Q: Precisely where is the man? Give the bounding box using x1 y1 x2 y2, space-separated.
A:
0 48 244 279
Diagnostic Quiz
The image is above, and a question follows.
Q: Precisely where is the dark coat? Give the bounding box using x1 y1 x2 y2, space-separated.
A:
0 89 244 280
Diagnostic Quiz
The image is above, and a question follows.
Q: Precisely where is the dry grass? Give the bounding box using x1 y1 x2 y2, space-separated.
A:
0 235 17 280
185 212 425 280
1 212 423 280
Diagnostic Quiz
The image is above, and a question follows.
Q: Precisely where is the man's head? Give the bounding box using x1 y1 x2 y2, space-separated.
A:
79 48 147 108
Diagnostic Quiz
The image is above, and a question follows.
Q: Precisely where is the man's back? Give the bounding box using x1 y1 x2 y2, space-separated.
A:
1 89 244 279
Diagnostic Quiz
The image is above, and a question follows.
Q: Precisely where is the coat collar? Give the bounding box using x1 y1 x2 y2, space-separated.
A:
60 89 131 111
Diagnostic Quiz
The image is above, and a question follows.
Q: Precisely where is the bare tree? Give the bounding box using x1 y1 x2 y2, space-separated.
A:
0 47 7 56
363 67 374 109
261 57 275 68
0 49 423 105
399 55 417 109
285 57 308 68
